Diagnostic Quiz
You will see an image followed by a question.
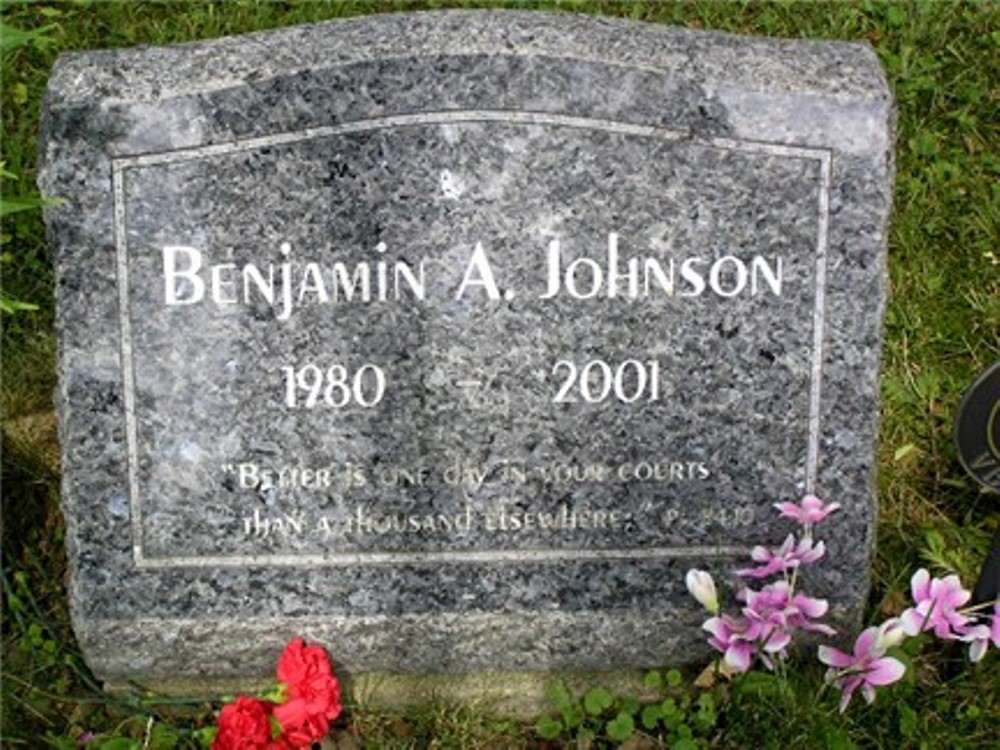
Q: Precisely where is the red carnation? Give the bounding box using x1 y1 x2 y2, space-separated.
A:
273 698 331 746
277 638 333 685
212 696 274 750
276 638 343 723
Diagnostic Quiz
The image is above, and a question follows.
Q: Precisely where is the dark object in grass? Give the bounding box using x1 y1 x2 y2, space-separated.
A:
953 360 999 615
971 529 1000 613
953 360 1000 493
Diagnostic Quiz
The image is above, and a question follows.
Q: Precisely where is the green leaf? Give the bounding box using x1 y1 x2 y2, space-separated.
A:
0 22 58 56
909 130 940 158
666 668 683 688
887 5 907 26
98 739 141 750
260 682 288 704
42 733 77 750
661 697 680 716
644 669 663 689
191 727 217 749
641 704 663 730
0 195 50 216
672 738 700 750
0 292 39 314
561 705 585 730
821 725 856 750
535 717 563 740
27 622 43 644
619 696 640 716
663 711 683 731
901 634 928 659
898 702 919 738
894 443 916 461
149 723 181 749
605 711 635 743
584 687 614 715
547 681 574 713
695 694 717 731
735 671 781 697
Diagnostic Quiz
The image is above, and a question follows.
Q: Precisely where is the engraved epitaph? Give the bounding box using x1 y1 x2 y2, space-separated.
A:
40 11 894 691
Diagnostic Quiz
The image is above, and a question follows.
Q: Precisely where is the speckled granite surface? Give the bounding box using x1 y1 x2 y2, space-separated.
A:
39 10 893 685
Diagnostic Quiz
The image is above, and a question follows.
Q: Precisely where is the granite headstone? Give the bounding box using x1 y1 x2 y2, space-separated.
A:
39 10 894 703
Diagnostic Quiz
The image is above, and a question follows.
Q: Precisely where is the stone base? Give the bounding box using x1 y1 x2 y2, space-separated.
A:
106 669 658 718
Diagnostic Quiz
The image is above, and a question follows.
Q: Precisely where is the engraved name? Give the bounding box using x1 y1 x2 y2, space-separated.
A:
161 232 784 319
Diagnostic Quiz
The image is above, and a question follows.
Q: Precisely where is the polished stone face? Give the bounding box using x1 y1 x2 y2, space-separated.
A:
40 10 894 681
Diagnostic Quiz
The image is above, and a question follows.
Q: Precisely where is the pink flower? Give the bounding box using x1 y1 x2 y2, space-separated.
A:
703 615 756 672
961 602 1000 662
774 495 841 528
818 626 906 712
741 581 835 638
900 569 972 639
737 534 826 579
703 582 835 672
873 617 907 651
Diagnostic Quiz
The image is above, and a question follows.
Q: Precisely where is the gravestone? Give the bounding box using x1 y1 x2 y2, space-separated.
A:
39 10 894 704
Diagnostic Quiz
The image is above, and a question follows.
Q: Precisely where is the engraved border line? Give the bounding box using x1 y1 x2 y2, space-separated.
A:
806 151 832 492
112 165 146 567
709 136 832 493
113 110 832 569
137 544 753 569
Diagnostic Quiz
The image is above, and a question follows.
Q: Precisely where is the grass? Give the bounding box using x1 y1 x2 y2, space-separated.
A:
2 0 998 747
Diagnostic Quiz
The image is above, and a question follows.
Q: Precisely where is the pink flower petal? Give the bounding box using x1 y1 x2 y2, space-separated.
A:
817 645 853 668
864 656 905 686
853 626 880 657
910 569 931 602
927 575 971 610
702 617 727 639
899 607 926 636
801 495 823 511
796 595 829 619
836 677 860 713
764 630 791 652
969 638 988 663
803 622 837 636
725 644 752 672
774 501 800 517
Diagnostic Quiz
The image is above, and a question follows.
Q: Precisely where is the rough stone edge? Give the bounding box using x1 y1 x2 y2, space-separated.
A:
44 9 887 108
74 609 709 680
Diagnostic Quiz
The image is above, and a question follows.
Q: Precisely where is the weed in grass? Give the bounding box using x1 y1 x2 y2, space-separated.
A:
535 669 717 748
